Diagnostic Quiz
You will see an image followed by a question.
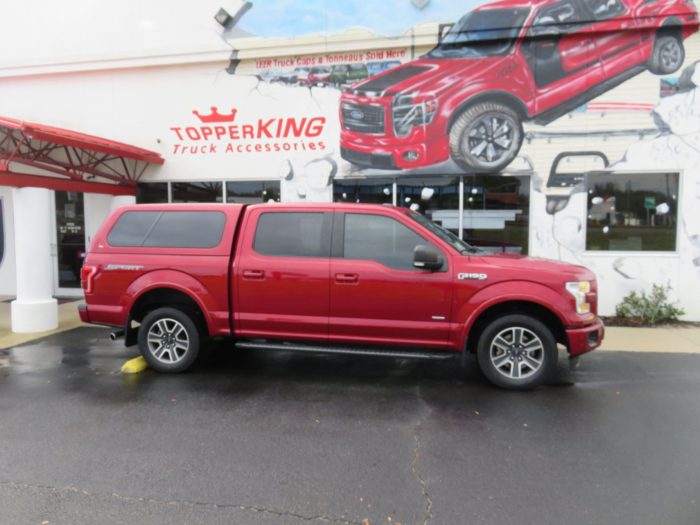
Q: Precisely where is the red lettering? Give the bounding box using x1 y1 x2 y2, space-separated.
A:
170 127 185 140
305 117 325 137
242 125 254 139
257 119 275 138
284 118 306 138
214 126 227 139
185 127 201 140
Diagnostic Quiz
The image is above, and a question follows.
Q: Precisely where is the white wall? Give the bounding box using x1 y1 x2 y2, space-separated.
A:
0 188 17 296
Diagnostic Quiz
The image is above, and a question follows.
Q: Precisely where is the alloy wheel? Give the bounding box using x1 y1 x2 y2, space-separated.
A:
146 318 190 365
489 326 545 380
464 114 517 166
660 39 682 71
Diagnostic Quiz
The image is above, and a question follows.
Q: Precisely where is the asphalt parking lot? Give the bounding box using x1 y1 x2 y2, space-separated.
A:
1 327 699 525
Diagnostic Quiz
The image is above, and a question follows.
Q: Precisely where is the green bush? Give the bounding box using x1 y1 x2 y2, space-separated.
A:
615 283 685 325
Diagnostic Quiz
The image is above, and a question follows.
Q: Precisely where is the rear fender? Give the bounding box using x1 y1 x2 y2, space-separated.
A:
124 270 217 335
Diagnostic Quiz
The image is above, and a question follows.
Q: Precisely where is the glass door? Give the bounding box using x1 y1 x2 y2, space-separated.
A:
53 191 86 297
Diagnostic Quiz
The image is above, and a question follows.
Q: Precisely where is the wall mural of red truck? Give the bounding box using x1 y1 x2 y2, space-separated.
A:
339 0 699 172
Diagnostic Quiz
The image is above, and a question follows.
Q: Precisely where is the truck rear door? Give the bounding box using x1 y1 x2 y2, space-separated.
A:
233 207 332 341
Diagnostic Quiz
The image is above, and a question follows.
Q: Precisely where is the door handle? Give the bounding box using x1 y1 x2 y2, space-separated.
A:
335 273 359 284
242 269 265 280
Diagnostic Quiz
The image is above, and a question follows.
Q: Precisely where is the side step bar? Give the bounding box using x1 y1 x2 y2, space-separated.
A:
234 341 455 361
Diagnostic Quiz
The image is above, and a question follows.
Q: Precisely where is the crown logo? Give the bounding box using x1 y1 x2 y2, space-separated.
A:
192 107 237 123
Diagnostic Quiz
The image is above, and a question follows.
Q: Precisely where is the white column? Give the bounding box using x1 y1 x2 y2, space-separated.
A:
11 187 58 333
111 195 136 210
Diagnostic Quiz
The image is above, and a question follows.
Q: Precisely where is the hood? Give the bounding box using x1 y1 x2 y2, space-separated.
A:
473 253 595 281
347 57 509 97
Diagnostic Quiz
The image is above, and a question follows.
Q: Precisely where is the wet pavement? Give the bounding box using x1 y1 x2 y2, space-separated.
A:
1 327 699 525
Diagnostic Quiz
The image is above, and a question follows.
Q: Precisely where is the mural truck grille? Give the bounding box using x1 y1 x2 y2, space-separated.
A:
341 103 385 134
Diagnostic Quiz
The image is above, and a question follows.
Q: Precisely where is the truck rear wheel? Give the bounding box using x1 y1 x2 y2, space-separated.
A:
449 101 523 173
476 314 557 390
138 307 201 373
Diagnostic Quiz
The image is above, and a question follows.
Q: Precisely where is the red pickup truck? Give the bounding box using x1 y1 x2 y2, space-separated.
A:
79 203 604 389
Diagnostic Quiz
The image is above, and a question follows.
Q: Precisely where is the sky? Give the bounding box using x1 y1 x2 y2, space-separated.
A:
239 0 475 37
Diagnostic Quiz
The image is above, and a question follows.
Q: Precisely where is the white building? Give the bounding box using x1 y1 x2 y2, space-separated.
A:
2 0 700 331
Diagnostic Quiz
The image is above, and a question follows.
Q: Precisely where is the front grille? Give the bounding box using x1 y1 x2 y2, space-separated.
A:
341 103 385 134
341 147 396 170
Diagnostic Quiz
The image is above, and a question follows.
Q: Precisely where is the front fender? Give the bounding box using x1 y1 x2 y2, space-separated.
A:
454 280 572 349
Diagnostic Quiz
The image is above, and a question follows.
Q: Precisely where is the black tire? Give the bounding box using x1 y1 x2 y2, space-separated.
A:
449 101 524 173
476 314 557 390
138 307 201 373
648 33 685 75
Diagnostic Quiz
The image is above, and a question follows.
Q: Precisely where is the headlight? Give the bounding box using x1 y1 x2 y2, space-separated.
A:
392 94 438 137
566 281 591 314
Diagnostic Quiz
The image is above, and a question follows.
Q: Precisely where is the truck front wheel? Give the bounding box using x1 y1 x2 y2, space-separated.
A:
476 314 557 390
449 102 524 173
138 307 201 373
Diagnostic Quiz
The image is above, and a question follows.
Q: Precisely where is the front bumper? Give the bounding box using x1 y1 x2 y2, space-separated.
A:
340 130 449 170
566 318 605 357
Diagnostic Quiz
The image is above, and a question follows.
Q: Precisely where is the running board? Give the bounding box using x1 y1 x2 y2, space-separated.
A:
234 341 455 361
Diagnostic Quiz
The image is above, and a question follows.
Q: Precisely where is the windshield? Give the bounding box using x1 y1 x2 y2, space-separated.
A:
427 8 529 58
409 211 481 255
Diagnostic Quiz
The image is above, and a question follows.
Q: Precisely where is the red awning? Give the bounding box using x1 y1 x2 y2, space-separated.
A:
0 116 164 195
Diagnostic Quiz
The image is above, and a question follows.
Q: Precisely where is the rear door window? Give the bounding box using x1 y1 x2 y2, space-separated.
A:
253 212 330 258
108 211 226 248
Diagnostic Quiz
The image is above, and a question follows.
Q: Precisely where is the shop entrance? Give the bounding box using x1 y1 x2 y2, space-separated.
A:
52 191 86 296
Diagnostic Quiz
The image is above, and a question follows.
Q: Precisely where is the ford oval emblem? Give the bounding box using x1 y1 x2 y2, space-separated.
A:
351 109 365 120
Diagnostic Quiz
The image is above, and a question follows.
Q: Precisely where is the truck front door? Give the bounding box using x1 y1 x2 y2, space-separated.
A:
234 209 332 341
329 212 453 348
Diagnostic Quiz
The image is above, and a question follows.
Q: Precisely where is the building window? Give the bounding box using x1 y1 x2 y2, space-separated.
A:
226 181 280 203
172 182 223 203
334 178 394 204
136 183 168 204
460 175 530 254
586 172 678 252
396 177 460 215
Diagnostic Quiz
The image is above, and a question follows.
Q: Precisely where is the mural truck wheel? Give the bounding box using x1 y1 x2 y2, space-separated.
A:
649 34 685 75
449 102 523 172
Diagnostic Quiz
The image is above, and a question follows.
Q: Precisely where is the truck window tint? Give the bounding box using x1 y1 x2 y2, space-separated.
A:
344 214 428 270
254 212 327 257
107 211 161 247
143 211 226 248
108 211 226 248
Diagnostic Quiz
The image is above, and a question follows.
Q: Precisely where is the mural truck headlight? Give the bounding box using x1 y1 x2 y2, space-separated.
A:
566 281 592 315
392 94 438 138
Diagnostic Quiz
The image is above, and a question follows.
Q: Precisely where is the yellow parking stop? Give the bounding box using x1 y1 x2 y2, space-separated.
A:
121 356 148 374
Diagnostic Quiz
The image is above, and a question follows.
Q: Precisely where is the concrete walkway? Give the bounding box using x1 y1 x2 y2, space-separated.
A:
600 325 700 353
1 297 699 353
0 299 89 350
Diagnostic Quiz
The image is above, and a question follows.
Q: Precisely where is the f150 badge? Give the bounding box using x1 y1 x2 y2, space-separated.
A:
458 273 488 281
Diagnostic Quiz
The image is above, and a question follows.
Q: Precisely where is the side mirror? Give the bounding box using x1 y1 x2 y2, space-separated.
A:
414 244 444 272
